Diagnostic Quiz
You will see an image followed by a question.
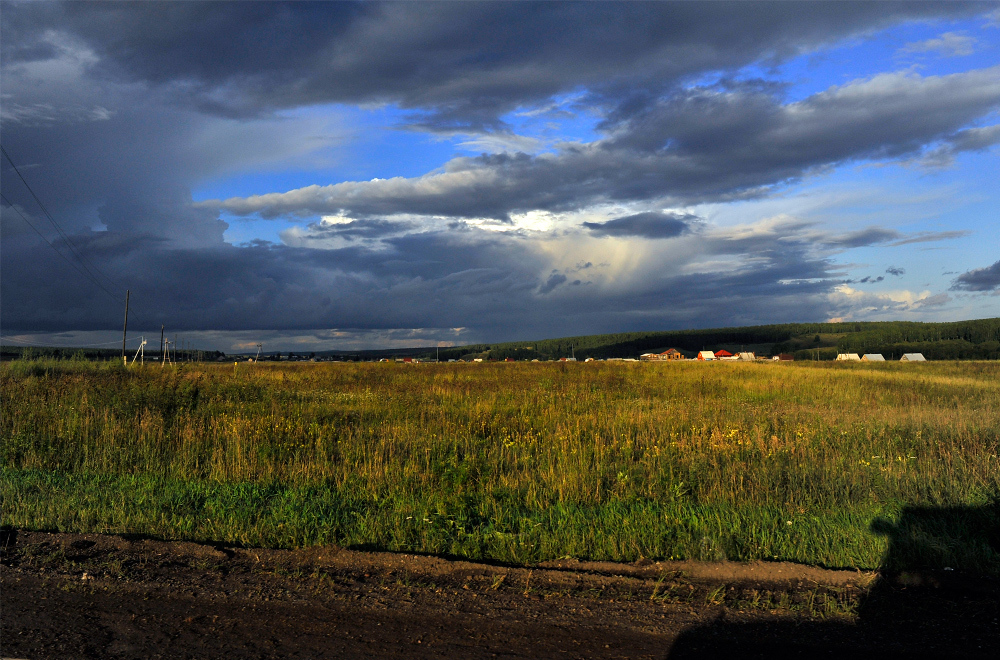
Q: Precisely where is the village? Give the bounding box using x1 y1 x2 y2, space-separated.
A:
637 349 928 362
363 349 930 363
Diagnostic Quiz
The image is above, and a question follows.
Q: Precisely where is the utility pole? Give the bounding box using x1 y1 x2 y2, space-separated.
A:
131 337 147 366
160 325 164 364
121 289 130 366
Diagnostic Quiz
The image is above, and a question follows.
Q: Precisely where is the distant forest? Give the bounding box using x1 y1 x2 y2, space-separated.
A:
3 318 998 361
433 318 1000 361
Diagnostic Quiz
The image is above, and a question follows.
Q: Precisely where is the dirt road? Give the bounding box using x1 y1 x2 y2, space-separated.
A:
2 530 996 659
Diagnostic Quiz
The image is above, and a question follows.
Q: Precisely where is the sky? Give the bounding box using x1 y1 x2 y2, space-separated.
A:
1 1 999 353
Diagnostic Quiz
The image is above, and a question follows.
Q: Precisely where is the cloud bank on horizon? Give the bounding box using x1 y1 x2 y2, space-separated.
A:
2 1 999 351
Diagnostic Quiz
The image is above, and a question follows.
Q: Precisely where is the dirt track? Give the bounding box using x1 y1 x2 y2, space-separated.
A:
2 530 997 659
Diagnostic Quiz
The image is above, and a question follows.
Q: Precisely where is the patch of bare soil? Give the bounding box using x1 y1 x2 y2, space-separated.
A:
1 530 997 659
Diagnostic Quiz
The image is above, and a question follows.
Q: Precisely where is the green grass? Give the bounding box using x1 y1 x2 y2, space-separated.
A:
2 359 998 572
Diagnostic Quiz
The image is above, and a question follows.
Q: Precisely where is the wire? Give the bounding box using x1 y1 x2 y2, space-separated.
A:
1 146 164 331
1 145 122 294
1 193 123 304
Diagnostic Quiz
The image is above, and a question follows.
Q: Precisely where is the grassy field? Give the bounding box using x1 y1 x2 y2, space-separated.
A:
2 359 998 573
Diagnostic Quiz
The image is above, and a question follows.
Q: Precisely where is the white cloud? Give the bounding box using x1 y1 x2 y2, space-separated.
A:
827 284 957 321
208 65 1000 222
454 132 545 154
899 32 977 57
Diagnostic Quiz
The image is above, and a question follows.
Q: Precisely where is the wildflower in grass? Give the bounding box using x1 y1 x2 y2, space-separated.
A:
2 359 998 569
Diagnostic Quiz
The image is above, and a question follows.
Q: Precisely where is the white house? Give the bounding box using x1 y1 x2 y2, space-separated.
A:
861 354 885 362
836 353 861 361
737 352 756 361
900 353 927 362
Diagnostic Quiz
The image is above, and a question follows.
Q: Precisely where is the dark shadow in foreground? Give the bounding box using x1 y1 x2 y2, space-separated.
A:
668 503 1000 658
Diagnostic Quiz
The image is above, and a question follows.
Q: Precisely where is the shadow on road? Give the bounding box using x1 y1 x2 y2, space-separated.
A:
667 502 1000 658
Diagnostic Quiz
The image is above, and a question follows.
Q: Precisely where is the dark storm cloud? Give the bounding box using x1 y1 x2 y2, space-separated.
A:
0 223 545 333
951 260 1000 291
1 217 846 338
2 1 995 342
2 1 980 128
886 266 906 276
537 272 569 295
584 212 695 239
0 91 321 240
216 66 1000 220
298 218 416 241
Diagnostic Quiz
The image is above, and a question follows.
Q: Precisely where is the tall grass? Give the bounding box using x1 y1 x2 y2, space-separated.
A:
2 360 998 571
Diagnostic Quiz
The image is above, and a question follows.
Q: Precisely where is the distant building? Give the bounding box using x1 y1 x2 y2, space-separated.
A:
861 354 885 362
773 353 794 361
900 353 927 362
737 352 756 361
697 351 715 361
836 353 861 361
714 350 734 358
641 348 686 361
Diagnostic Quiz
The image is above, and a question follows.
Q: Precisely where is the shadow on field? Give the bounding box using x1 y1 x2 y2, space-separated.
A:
667 502 1000 659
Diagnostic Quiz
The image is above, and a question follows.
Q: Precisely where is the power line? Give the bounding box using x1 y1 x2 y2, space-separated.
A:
0 193 122 303
1 145 121 294
1 148 157 326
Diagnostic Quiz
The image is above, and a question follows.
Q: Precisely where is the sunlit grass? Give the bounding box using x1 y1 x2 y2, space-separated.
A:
2 359 998 571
